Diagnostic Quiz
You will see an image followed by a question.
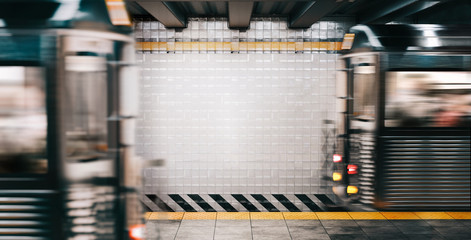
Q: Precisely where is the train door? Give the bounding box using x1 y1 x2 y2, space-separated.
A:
59 33 141 239
0 30 63 239
0 29 141 239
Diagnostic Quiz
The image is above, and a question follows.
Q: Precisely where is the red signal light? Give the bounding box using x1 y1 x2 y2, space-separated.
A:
333 154 342 163
347 164 358 174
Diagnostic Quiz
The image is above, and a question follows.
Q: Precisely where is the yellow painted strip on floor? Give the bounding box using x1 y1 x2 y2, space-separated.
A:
146 212 467 220
136 42 343 51
381 212 420 220
217 212 250 220
250 212 284 220
283 212 318 220
148 212 184 220
316 212 352 220
348 212 386 220
415 212 454 219
183 212 217 220
446 212 471 219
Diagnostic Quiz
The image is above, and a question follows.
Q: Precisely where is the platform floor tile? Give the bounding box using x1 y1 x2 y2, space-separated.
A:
145 212 471 240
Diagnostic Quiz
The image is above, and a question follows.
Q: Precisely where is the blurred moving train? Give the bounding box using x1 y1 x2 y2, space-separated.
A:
332 24 471 211
0 0 143 239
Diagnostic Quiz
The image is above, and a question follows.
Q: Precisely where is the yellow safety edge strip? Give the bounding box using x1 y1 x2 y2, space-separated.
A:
136 42 343 51
145 212 471 220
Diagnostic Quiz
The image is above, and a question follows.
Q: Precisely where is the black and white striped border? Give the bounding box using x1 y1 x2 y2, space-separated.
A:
142 194 345 212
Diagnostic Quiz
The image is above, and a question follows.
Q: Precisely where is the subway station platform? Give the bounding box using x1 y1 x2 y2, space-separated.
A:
145 212 471 240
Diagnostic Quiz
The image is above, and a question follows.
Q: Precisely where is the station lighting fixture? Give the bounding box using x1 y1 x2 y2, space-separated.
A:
333 154 342 163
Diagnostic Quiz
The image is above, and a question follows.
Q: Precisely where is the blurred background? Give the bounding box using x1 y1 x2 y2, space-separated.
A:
0 0 469 239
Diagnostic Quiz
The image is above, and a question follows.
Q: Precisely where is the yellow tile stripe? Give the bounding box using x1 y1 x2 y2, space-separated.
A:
447 212 471 219
349 212 386 220
183 212 217 220
136 42 343 51
380 212 420 219
283 212 318 220
250 212 284 220
316 212 352 220
145 212 471 220
217 212 250 220
414 212 453 219
147 212 184 220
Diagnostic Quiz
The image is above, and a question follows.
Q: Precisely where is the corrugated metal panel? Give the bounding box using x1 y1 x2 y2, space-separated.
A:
0 191 56 240
381 135 471 211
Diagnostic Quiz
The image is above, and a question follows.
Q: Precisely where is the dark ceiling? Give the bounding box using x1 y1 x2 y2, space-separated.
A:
127 0 471 28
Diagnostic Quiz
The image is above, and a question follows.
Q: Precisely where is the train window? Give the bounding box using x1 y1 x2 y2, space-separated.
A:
353 65 376 121
0 66 47 174
64 56 108 162
385 71 471 127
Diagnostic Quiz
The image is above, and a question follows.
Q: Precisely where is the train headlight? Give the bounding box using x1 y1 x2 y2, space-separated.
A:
347 185 358 194
332 172 342 181
129 224 145 240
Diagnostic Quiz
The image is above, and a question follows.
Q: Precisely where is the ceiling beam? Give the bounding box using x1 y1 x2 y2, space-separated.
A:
136 1 186 28
289 0 345 28
135 0 309 2
358 0 417 23
370 0 440 23
228 2 254 29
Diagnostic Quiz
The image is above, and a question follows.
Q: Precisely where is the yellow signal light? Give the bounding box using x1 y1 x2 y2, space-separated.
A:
347 185 359 194
332 172 342 181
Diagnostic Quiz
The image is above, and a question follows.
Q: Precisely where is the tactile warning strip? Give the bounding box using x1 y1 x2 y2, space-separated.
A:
183 212 217 220
148 212 184 220
217 212 250 220
316 212 352 220
145 212 471 220
414 212 453 219
283 212 318 220
380 212 420 219
348 212 386 220
250 212 284 220
447 212 471 219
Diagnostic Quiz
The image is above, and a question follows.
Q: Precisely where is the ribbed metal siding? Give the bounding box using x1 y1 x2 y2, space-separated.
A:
0 191 56 240
356 133 376 205
381 135 471 211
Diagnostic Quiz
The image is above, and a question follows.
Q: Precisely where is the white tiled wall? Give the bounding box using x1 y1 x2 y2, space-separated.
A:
134 18 353 205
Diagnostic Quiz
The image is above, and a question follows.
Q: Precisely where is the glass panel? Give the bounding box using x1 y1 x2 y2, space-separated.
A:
387 54 469 69
353 65 376 121
64 56 108 161
385 71 471 127
0 66 47 174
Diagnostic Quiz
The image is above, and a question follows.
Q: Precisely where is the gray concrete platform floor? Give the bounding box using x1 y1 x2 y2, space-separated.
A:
145 219 471 240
